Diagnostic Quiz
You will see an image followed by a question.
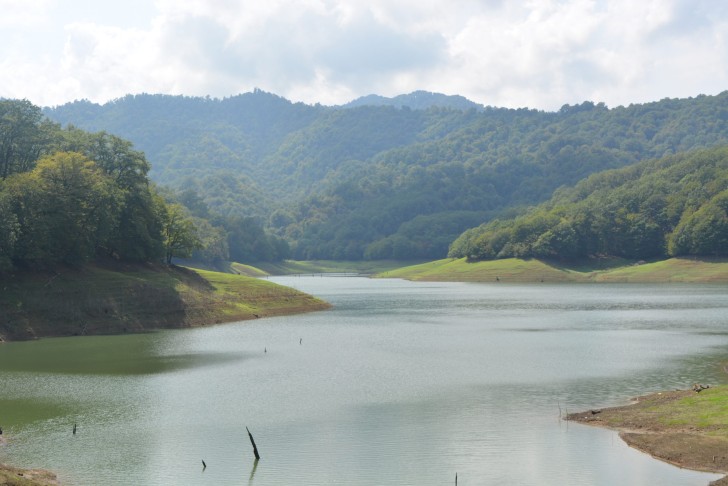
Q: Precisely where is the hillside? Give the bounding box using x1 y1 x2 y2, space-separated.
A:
449 146 728 261
0 263 329 341
43 90 728 261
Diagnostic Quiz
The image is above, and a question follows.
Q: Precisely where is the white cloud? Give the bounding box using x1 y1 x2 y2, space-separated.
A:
0 0 52 26
0 0 727 109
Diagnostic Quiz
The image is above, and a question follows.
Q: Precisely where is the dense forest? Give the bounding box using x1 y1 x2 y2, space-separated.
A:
42 90 728 260
0 99 287 272
449 146 728 261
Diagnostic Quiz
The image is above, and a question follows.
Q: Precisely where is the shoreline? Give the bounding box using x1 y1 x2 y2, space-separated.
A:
0 263 331 342
5 391 725 486
568 387 728 485
0 463 58 486
381 256 728 283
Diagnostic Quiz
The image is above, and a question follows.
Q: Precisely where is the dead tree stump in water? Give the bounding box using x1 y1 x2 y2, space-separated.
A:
246 427 261 460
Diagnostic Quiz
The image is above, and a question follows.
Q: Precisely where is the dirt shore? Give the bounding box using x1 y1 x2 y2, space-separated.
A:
568 388 728 485
0 263 330 341
0 464 58 486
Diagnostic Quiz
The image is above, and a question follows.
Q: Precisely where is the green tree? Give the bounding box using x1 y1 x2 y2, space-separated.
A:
531 220 580 258
191 217 229 262
5 152 122 266
224 215 280 263
0 189 19 271
160 202 201 264
669 190 728 256
0 99 55 179
57 129 151 189
35 152 121 264
57 128 164 261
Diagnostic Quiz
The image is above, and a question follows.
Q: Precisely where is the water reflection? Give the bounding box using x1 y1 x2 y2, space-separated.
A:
248 458 259 484
0 333 246 375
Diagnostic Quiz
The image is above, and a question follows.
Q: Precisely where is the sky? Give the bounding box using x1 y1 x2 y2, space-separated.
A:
1 0 728 110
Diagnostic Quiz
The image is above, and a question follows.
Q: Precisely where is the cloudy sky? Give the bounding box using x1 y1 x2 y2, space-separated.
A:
1 0 727 110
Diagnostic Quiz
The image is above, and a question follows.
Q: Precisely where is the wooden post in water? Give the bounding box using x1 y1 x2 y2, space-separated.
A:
246 427 261 460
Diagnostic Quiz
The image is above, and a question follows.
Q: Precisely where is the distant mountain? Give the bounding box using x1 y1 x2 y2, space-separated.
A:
342 90 484 111
43 90 728 261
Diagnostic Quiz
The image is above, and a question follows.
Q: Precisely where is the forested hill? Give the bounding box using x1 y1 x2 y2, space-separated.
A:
44 90 728 260
449 146 728 261
342 90 484 110
0 100 209 271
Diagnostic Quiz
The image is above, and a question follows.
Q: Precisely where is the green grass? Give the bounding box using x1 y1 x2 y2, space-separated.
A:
253 259 421 275
597 386 728 440
653 387 728 433
230 262 269 277
592 257 728 282
172 259 270 277
380 258 588 282
380 257 728 283
189 267 329 316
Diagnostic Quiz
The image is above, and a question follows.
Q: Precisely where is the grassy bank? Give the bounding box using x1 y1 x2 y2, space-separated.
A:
253 259 421 275
177 258 422 276
569 386 728 484
379 257 728 283
172 259 270 277
0 262 330 341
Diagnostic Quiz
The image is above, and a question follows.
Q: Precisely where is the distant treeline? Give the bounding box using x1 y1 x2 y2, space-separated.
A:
0 99 287 272
44 91 728 260
449 146 728 261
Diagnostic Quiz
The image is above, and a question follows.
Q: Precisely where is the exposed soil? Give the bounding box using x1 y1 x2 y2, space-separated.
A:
0 464 58 486
0 262 330 341
568 389 728 485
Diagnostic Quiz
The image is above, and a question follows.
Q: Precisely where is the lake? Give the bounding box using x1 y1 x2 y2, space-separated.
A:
1 277 727 485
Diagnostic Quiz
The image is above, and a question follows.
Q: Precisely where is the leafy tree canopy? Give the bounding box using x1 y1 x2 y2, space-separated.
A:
43 91 728 260
448 147 728 261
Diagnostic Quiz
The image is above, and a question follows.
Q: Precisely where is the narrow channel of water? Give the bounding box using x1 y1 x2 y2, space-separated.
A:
1 278 726 485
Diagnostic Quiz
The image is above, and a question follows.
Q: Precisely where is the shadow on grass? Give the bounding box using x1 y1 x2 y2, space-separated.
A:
540 256 636 273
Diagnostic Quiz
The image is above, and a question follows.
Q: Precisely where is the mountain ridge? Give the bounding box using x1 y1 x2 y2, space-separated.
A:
42 89 728 260
341 90 485 111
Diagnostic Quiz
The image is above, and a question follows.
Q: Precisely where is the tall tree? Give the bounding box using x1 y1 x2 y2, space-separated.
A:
56 128 163 261
0 189 19 271
57 128 150 189
5 152 122 266
160 202 201 264
0 100 55 179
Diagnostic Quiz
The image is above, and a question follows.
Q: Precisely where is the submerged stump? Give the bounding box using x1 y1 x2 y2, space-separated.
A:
246 426 261 460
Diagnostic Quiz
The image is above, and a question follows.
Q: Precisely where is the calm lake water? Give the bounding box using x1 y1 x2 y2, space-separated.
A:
1 277 727 485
